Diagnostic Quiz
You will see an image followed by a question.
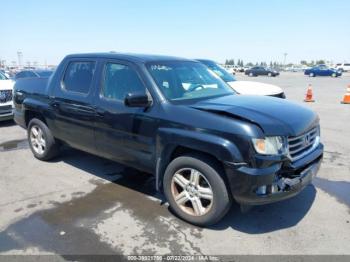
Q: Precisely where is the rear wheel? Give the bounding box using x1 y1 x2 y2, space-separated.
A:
163 154 231 226
28 118 60 161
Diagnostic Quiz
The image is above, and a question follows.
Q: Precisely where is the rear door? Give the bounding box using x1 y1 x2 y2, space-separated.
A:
50 58 99 153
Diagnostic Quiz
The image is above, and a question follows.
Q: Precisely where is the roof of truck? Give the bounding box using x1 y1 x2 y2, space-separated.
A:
66 52 196 63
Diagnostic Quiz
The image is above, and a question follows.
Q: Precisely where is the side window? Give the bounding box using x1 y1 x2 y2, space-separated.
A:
102 63 145 101
62 61 96 94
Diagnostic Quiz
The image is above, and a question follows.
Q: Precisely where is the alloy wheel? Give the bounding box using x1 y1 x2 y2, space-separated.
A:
30 125 46 155
171 168 213 216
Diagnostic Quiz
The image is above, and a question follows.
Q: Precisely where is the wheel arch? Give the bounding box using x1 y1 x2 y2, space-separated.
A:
155 128 244 191
23 98 49 128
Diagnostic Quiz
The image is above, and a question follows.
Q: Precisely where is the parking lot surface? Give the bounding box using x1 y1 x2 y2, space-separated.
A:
0 73 349 256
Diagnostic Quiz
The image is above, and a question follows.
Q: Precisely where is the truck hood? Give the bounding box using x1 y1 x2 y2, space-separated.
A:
191 95 318 136
227 81 283 95
0 80 15 91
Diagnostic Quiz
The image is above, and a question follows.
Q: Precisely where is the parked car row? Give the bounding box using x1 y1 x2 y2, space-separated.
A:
224 65 250 73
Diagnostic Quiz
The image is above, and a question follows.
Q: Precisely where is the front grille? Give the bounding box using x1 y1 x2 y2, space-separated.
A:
288 126 320 162
0 90 13 104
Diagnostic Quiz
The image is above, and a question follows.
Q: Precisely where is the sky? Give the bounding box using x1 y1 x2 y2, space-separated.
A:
1 0 349 66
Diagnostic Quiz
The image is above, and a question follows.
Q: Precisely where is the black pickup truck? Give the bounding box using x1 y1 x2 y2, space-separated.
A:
13 53 323 226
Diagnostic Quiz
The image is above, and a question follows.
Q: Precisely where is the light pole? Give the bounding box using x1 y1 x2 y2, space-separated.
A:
283 52 288 68
17 51 23 69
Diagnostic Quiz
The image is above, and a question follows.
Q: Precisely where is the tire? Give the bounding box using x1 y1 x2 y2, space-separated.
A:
27 118 60 161
331 73 337 77
268 72 272 77
163 154 231 226
309 72 315 77
249 72 254 77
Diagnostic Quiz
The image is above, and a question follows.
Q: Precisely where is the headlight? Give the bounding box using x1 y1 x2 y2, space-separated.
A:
252 136 286 155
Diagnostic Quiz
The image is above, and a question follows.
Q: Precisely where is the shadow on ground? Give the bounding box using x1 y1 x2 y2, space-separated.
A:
50 148 317 234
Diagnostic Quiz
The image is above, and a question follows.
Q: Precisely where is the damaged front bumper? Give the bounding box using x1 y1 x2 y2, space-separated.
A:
225 143 323 205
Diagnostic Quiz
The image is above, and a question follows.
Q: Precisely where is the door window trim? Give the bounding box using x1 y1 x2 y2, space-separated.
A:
99 60 152 103
60 60 97 97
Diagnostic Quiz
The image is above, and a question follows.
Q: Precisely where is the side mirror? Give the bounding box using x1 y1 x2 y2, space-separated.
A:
124 92 152 108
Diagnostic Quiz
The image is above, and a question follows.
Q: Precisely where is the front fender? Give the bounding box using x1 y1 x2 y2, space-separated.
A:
155 127 244 190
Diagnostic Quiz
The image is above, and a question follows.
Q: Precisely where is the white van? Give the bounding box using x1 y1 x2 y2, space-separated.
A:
335 63 350 72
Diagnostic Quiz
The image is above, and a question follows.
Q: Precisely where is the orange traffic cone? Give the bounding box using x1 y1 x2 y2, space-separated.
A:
341 85 350 104
304 84 315 102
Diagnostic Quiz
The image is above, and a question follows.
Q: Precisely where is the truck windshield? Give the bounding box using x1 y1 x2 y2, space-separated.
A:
147 61 234 102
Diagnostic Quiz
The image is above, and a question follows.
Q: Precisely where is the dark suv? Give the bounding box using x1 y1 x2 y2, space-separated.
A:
13 53 323 226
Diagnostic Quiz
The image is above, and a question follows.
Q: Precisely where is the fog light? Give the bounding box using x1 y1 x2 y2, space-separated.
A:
256 185 267 195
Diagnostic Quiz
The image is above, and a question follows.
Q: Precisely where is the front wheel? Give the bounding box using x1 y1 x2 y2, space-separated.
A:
249 72 254 77
331 73 337 77
268 72 272 77
163 154 231 226
309 72 315 77
28 118 60 161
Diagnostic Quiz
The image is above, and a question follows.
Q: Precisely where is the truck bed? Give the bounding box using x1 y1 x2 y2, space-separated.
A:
14 77 51 96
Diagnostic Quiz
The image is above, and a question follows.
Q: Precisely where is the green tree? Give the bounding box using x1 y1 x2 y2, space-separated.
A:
316 60 325 65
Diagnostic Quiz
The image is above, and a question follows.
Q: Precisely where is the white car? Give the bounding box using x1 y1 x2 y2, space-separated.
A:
0 71 15 121
223 65 237 75
197 59 285 98
227 80 284 97
335 63 350 72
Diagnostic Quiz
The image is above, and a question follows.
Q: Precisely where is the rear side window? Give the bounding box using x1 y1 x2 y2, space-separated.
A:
101 63 145 101
62 61 96 94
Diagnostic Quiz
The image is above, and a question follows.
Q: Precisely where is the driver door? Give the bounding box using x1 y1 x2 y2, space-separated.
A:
93 60 156 171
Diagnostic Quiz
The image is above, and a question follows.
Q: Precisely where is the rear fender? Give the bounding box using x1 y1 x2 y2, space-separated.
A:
23 97 51 126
